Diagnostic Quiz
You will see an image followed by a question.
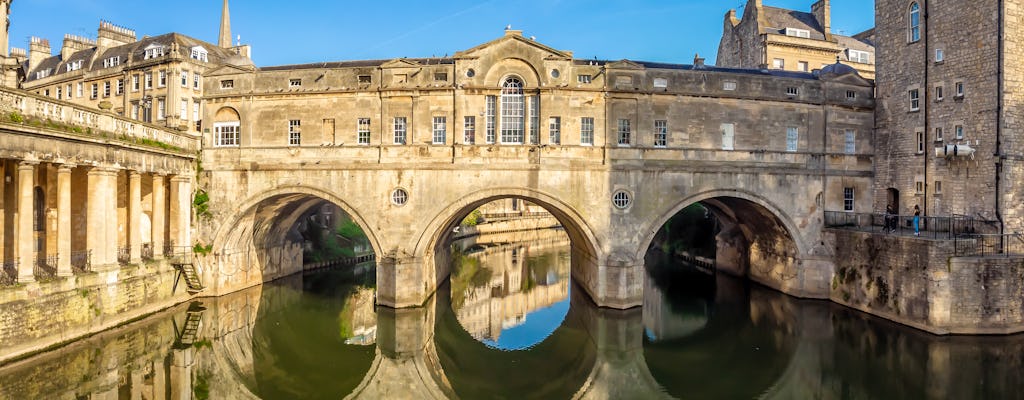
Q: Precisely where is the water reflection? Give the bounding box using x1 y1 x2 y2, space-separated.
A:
3 242 1024 399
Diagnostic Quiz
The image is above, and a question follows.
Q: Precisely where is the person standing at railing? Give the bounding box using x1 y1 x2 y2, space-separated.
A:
885 204 896 233
913 205 921 236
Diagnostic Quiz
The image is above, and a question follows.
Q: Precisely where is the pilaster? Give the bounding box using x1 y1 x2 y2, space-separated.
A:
16 161 35 283
128 171 142 263
56 164 73 277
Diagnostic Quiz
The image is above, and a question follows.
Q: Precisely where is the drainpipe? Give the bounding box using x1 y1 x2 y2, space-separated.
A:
922 1 930 221
997 0 1005 239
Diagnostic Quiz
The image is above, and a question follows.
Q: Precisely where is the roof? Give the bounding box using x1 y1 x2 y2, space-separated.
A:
25 32 250 82
836 35 873 54
761 6 827 40
258 58 453 72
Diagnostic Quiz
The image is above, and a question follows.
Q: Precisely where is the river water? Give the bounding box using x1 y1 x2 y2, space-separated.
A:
1 230 1022 399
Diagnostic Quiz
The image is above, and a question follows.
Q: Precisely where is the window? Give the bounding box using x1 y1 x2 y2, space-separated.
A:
289 79 301 87
955 82 964 97
286 120 301 146
617 119 631 146
909 2 921 42
786 87 799 96
90 83 98 99
721 123 735 150
145 73 153 89
935 181 943 194
103 81 111 97
131 103 139 120
66 84 72 99
848 50 870 64
181 71 188 87
190 46 208 62
612 191 632 209
194 73 200 89
653 78 668 88
785 28 811 38
486 95 496 144
214 122 240 147
393 117 407 144
432 116 447 144
157 98 165 120
935 126 944 142
56 87 62 100
955 124 964 139
34 69 50 79
935 49 944 62
528 95 540 144
391 189 409 206
917 131 925 153
843 188 855 211
77 83 83 98
193 102 200 122
434 72 448 81
220 80 234 89
102 56 119 68
144 45 165 59
358 75 371 83
66 60 83 72
577 74 592 84
115 79 123 95
797 61 809 72
935 86 943 101
464 116 476 144
723 81 737 91
549 117 561 145
180 100 188 120
500 78 525 144
653 120 668 147
915 180 924 194
772 58 785 69
581 117 594 145
909 89 920 111
44 89 49 97
357 118 371 144
845 130 856 154
129 75 137 92
846 90 857 100
158 70 166 87
786 127 799 152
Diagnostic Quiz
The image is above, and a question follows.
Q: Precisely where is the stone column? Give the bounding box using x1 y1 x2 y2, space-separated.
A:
168 176 191 252
87 167 118 267
152 174 166 258
128 171 142 263
16 161 35 283
56 164 73 277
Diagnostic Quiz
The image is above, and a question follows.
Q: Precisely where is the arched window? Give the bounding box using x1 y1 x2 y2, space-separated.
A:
500 78 524 144
909 2 921 42
213 107 241 147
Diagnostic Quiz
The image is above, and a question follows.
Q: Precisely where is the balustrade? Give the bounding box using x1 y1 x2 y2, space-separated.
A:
70 250 92 273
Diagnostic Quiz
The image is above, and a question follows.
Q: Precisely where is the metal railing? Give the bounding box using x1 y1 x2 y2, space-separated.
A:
166 246 194 265
141 243 154 261
117 246 130 264
0 261 17 286
71 250 92 272
824 211 985 239
954 233 1024 257
34 253 57 279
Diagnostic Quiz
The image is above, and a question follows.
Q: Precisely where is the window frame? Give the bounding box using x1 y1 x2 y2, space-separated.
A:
617 118 631 146
357 118 371 145
213 122 240 147
581 117 595 146
844 129 856 154
464 116 476 144
654 120 667 148
843 187 855 212
288 119 301 146
786 127 799 152
909 89 920 111
393 117 407 145
432 116 447 145
909 2 921 42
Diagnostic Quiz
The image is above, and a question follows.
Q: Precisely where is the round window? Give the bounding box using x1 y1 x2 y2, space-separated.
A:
466 68 476 78
391 188 409 206
551 69 560 78
612 191 632 209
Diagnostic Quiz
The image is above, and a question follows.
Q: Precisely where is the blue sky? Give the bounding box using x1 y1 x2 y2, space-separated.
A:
9 1 874 67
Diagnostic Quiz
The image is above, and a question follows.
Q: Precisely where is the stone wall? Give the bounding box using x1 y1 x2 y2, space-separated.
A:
829 229 1024 334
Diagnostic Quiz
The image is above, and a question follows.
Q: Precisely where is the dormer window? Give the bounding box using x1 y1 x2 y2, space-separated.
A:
34 69 51 80
65 60 83 72
847 49 870 64
144 45 165 59
102 56 120 68
785 28 811 38
190 46 208 62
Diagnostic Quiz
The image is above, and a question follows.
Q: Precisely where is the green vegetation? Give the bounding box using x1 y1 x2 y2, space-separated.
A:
193 243 213 255
448 249 491 309
193 372 210 400
461 209 484 227
303 214 370 263
656 204 717 258
193 190 211 219
7 111 22 123
2 111 188 153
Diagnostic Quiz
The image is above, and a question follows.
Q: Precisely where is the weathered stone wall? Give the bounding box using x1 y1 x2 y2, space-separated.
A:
1001 0 1024 232
829 229 1024 334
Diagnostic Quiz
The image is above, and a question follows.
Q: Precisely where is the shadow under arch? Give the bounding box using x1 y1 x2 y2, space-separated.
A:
413 187 602 299
432 280 598 399
481 57 542 87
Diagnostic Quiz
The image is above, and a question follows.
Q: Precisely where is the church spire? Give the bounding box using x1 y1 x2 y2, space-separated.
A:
218 0 231 48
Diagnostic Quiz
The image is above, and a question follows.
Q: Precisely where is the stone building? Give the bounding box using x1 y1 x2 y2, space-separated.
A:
717 0 875 79
16 0 253 135
874 0 1024 234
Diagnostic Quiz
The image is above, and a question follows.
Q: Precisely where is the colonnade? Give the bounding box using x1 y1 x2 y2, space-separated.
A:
0 159 192 284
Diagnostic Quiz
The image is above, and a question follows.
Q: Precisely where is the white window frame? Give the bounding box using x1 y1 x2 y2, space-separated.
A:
158 70 167 87
432 116 447 144
289 79 302 88
797 61 809 72
485 95 496 144
785 28 811 38
181 71 188 87
190 46 208 62
786 127 799 152
357 118 371 145
772 58 785 69
500 78 525 144
132 75 139 92
549 116 561 145
581 117 594 146
103 81 111 97
116 79 124 95
393 117 407 145
144 45 165 59
464 116 476 144
653 78 668 88
917 131 925 153
288 119 301 146
909 89 920 111
213 122 240 147
145 73 153 89
843 187 855 212
180 99 188 121
847 49 870 64
654 120 667 148
721 123 735 150
577 74 592 84
193 102 200 122
194 72 200 89
844 129 856 154
935 49 944 62
935 126 944 142
617 119 631 146
955 82 964 97
77 83 84 98
909 2 921 42
955 124 964 140
528 95 540 144
723 81 737 91
936 85 944 101
156 98 165 120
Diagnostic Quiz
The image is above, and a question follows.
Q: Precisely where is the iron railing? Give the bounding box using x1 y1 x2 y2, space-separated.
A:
824 211 984 239
117 246 131 264
0 261 17 286
166 246 194 265
954 233 1024 257
141 243 154 261
33 253 57 279
71 250 92 272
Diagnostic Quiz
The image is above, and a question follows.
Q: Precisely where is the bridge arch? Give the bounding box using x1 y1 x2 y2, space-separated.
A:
636 189 812 295
413 187 602 298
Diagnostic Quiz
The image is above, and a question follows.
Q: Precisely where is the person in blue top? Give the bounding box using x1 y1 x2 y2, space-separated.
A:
913 205 921 236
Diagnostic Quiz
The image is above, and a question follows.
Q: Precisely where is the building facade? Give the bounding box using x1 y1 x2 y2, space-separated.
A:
874 0 1024 233
718 0 875 79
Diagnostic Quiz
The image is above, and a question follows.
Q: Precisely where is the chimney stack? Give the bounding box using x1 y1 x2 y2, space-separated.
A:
28 37 51 72
62 34 96 60
219 0 232 48
693 53 706 69
811 0 832 40
97 21 137 48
